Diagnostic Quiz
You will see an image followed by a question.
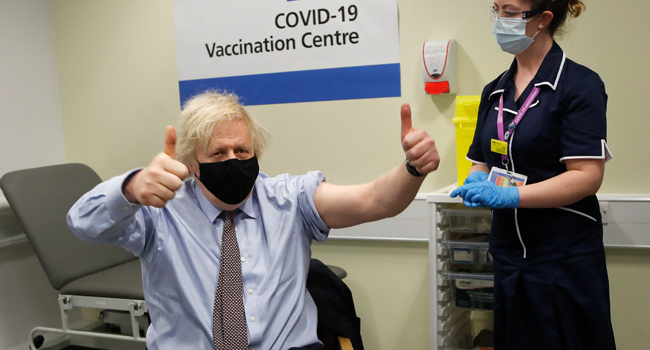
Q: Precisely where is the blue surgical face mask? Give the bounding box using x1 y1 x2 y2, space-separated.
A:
492 17 540 55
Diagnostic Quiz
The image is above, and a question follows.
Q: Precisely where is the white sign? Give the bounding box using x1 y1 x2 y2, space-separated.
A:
173 0 400 105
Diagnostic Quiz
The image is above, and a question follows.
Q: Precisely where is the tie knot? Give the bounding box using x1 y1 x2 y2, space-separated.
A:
223 210 235 222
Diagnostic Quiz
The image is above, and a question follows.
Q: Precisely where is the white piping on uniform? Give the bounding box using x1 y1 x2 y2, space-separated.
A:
554 53 567 89
557 207 597 222
499 70 510 83
509 51 567 260
493 101 539 115
514 208 527 258
466 156 487 166
509 129 528 258
559 140 613 163
489 89 505 99
494 106 518 115
535 82 554 89
603 140 613 162
534 52 566 91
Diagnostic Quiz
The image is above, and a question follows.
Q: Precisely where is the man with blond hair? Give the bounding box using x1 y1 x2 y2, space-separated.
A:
68 91 440 350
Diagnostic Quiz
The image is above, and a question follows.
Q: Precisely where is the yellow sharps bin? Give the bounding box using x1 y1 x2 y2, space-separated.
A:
453 95 481 185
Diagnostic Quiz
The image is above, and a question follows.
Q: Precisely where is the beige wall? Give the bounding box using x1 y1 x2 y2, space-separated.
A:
51 0 650 349
0 1 68 348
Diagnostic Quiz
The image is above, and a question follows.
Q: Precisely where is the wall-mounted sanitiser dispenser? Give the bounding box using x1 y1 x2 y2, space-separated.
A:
422 39 456 95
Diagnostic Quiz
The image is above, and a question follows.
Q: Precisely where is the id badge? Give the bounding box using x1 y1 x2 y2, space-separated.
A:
488 167 527 188
491 139 508 155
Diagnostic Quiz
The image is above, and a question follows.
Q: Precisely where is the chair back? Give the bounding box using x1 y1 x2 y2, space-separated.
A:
0 163 137 290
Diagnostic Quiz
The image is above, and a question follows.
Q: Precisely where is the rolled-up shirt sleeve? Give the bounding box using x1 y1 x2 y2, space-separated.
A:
67 169 151 257
298 171 330 242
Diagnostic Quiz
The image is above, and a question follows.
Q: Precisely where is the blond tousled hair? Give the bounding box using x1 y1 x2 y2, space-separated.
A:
176 91 269 171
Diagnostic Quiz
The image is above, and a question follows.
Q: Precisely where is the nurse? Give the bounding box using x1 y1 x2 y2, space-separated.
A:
451 0 616 349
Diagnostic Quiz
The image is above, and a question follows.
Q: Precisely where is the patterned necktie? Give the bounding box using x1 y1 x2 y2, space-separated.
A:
213 210 248 350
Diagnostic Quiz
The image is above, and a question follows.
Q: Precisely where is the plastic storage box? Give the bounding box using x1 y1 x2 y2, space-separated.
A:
443 240 492 265
452 95 481 185
444 271 494 311
440 204 492 234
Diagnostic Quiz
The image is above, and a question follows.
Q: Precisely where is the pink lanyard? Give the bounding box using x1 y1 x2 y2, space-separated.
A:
497 86 541 165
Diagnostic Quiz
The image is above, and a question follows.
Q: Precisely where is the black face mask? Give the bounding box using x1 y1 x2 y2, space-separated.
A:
195 156 259 205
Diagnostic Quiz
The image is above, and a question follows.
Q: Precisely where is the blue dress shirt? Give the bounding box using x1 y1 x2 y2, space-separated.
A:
67 170 330 350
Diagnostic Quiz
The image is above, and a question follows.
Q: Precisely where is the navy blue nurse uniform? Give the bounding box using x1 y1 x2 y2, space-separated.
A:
467 42 616 350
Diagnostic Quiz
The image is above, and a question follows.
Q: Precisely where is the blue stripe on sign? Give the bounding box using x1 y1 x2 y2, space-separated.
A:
178 63 401 106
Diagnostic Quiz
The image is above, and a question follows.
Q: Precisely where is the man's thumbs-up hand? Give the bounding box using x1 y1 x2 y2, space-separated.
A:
163 125 177 159
400 103 440 176
124 126 190 207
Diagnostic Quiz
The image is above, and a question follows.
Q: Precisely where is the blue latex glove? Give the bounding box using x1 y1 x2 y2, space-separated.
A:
453 181 520 209
450 183 486 208
463 171 488 185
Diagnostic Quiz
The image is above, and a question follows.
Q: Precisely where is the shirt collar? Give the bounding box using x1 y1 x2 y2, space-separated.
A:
489 41 567 100
192 177 259 223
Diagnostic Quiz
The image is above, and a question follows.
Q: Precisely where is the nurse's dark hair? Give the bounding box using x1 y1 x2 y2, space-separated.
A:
527 0 585 37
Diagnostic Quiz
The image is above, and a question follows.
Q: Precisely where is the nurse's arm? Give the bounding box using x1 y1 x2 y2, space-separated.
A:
469 163 489 174
517 158 605 208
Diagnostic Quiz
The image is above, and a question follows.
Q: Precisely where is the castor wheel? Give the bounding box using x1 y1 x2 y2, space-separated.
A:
29 335 44 349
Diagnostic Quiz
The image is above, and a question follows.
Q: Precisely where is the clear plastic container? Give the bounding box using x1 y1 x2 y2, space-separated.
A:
443 240 492 265
470 310 494 345
440 318 494 350
438 302 454 317
437 309 494 349
443 271 494 311
438 309 470 332
440 204 492 234
438 320 473 349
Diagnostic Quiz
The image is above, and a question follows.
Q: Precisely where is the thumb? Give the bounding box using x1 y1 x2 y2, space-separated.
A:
400 103 413 142
163 125 177 159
